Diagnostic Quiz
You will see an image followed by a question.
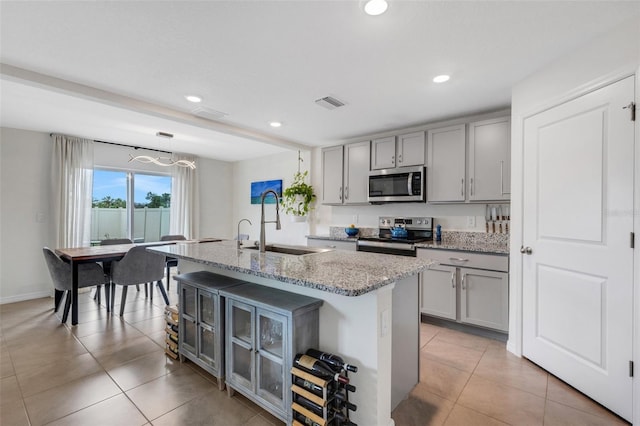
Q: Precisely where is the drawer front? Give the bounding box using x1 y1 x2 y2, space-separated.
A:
418 248 508 272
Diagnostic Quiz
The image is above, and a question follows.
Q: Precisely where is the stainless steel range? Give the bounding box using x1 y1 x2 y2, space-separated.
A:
357 216 433 257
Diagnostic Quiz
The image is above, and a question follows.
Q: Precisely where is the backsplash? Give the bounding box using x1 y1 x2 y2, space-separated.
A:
441 230 510 247
328 226 509 246
329 226 378 239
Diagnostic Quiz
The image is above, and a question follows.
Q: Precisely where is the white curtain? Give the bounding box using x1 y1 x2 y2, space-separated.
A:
170 153 198 239
51 134 94 248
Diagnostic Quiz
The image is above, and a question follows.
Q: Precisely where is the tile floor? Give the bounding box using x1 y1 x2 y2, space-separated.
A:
0 283 630 426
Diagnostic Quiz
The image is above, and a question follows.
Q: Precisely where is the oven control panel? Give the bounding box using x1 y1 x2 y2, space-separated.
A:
379 216 433 230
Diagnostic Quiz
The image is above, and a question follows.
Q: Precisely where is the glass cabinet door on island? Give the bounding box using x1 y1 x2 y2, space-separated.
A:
222 283 322 423
256 310 286 409
228 299 255 390
175 271 247 392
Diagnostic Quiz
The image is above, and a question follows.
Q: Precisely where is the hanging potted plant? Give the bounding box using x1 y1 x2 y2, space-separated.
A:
281 160 316 221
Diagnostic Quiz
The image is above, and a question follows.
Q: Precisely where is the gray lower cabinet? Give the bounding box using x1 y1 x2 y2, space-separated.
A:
175 271 246 391
221 283 322 423
418 249 509 332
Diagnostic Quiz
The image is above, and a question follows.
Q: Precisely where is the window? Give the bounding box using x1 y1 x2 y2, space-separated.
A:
92 169 172 244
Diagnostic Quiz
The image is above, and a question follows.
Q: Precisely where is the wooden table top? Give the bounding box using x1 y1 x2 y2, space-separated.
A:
55 241 175 262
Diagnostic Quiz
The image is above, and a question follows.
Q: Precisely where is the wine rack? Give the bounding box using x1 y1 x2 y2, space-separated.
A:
164 305 179 360
291 353 357 426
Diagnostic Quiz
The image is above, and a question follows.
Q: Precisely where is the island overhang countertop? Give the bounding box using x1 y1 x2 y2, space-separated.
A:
149 240 436 296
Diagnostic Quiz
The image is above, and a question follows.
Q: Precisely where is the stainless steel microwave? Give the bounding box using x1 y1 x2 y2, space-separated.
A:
368 166 425 203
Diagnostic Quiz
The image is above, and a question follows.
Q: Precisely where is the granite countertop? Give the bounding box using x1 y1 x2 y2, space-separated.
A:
150 240 435 297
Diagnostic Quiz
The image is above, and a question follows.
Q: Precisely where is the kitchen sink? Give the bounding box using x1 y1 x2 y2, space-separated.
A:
241 243 333 256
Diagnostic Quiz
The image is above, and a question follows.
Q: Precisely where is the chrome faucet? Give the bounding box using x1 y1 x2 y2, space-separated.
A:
259 189 281 253
237 218 252 249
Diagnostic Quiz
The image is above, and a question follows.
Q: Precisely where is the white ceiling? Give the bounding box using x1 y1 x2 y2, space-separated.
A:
1 1 639 162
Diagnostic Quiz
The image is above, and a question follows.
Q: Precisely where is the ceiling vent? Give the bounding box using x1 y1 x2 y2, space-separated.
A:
191 106 229 121
315 96 346 110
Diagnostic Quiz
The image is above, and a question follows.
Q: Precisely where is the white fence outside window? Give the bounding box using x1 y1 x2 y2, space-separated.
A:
91 208 170 244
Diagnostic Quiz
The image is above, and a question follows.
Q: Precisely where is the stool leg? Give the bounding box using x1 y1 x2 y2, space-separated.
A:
166 263 171 291
119 286 128 316
54 289 64 312
157 280 169 305
61 291 71 323
111 284 116 313
105 283 111 313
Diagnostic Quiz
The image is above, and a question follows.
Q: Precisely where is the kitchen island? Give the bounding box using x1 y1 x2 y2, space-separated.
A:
150 240 436 426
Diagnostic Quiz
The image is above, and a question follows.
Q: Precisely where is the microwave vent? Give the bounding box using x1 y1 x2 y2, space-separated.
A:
315 96 346 110
192 106 229 121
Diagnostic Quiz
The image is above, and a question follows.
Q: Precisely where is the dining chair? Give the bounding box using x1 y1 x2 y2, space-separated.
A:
159 234 186 291
110 246 169 316
42 247 109 323
98 238 143 300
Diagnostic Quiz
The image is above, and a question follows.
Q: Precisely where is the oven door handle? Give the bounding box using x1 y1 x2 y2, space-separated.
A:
357 240 416 251
407 172 413 195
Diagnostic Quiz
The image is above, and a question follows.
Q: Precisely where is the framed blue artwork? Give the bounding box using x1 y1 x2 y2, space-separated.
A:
251 179 282 204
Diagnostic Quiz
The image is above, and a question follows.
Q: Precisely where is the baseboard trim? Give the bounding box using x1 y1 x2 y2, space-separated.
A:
0 290 52 305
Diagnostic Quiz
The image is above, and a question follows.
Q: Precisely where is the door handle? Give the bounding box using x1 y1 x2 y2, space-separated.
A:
461 273 466 290
520 246 533 255
461 178 464 197
345 186 349 200
451 272 455 288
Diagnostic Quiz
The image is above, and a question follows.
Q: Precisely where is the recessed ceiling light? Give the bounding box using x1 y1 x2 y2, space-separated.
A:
185 95 202 103
270 121 282 128
433 75 450 83
364 0 388 16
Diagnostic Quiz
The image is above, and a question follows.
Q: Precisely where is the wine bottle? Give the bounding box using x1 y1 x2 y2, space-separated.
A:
292 376 356 399
333 401 358 411
338 382 356 393
292 411 322 426
294 394 324 417
294 354 350 384
331 393 357 412
293 376 324 396
306 348 358 373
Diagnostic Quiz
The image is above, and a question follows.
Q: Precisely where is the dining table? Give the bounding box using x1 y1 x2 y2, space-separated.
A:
55 239 221 325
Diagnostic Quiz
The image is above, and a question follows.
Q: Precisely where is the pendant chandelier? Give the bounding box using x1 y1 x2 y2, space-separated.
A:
128 154 196 169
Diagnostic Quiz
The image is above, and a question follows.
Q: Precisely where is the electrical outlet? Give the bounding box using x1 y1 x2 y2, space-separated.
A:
467 216 476 227
352 214 358 224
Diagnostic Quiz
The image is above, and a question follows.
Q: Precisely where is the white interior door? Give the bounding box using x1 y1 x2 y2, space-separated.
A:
522 76 635 421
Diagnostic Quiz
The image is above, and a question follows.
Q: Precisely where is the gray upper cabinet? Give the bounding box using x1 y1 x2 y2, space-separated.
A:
427 124 466 202
468 117 511 201
321 142 370 205
371 136 396 169
371 132 425 170
397 131 426 167
321 145 344 205
343 141 371 204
